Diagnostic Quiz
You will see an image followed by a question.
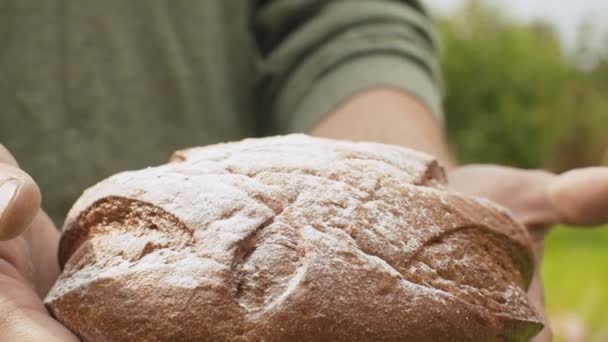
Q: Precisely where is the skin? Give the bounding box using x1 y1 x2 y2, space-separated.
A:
1 89 607 341
0 144 76 341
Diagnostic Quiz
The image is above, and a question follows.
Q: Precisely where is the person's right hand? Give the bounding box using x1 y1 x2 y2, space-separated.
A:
0 144 77 341
449 165 608 342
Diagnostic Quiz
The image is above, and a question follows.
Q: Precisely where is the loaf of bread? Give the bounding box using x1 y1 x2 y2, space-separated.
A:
44 134 542 341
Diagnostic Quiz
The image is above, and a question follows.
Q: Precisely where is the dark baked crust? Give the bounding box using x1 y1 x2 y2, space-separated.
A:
45 134 543 341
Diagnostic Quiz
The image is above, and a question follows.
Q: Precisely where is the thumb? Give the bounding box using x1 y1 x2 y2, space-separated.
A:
548 167 608 226
0 145 41 240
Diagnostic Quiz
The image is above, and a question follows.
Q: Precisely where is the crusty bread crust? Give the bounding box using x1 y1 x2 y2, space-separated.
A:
45 134 542 341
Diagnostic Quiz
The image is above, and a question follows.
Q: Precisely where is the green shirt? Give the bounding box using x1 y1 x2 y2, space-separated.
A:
0 0 442 224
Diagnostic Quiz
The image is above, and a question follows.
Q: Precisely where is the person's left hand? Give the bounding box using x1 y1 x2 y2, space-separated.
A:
448 165 608 342
0 145 77 341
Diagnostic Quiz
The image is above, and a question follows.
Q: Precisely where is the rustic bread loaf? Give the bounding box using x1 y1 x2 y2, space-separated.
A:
44 134 542 341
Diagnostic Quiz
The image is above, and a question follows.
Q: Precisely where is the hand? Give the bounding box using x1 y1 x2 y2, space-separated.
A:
448 165 608 342
0 145 77 341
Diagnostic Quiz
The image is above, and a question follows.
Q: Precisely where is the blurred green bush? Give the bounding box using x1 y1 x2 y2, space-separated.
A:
439 0 608 171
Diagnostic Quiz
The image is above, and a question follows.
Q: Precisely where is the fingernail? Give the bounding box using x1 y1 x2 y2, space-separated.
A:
0 178 21 218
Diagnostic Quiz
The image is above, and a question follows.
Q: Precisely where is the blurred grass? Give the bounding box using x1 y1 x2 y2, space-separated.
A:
542 225 608 341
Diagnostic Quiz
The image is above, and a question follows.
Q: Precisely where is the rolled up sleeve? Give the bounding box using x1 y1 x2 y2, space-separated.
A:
252 0 444 134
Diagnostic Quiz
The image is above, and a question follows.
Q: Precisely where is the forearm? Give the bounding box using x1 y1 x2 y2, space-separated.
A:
310 88 455 169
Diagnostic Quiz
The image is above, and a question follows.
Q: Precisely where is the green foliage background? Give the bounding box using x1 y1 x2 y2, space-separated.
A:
438 1 608 340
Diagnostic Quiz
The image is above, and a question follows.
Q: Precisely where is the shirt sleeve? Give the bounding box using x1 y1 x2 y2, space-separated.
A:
252 0 444 135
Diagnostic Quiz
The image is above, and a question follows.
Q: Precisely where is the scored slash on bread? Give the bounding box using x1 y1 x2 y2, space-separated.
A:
45 134 543 341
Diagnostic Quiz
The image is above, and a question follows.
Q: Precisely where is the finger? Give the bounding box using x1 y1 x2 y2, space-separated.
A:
0 144 19 167
0 309 71 342
0 145 59 293
22 212 60 297
0 165 41 240
548 167 608 226
0 268 78 341
0 145 41 240
0 238 34 283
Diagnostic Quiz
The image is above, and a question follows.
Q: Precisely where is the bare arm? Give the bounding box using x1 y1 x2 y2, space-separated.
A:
310 88 454 168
